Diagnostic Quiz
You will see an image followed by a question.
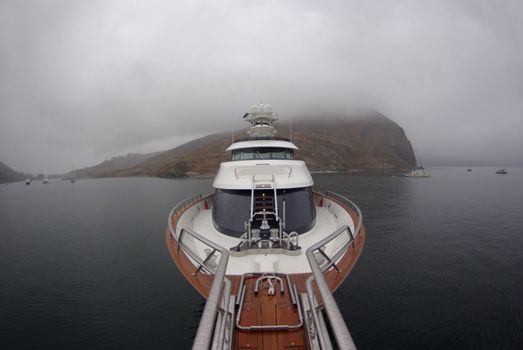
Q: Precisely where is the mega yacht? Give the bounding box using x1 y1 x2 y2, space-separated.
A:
405 166 430 178
165 104 365 349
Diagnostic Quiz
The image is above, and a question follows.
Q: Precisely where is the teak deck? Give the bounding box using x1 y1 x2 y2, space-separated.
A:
234 274 304 350
165 194 365 349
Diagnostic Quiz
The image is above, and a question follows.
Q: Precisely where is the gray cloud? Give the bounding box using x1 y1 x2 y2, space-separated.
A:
1 0 522 173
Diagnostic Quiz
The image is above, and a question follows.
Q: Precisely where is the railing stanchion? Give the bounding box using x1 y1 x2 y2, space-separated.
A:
168 194 231 350
305 191 363 350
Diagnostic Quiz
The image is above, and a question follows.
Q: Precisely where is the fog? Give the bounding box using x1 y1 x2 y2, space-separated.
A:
1 0 522 173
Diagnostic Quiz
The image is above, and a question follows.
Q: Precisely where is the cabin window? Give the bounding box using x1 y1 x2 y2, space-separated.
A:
231 147 294 161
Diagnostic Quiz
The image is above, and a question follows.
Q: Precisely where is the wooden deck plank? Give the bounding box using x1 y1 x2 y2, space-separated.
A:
237 303 260 349
276 304 304 349
234 274 306 350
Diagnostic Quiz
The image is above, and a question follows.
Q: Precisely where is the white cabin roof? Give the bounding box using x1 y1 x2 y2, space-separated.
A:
226 140 299 152
213 159 314 190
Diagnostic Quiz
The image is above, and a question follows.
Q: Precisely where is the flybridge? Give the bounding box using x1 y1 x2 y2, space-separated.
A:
230 104 298 162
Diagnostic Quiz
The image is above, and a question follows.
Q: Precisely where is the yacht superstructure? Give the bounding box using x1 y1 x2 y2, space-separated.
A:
166 104 365 349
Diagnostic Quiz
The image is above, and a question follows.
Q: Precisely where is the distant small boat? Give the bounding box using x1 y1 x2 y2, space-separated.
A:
43 170 49 184
467 169 472 172
496 168 508 175
406 166 430 178
25 178 31 185
70 165 76 183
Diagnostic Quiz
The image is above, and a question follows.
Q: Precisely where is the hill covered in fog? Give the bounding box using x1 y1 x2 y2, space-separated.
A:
72 152 160 178
0 161 23 183
75 111 416 178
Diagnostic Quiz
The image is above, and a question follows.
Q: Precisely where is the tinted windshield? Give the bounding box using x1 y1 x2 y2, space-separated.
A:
231 147 294 160
213 187 316 236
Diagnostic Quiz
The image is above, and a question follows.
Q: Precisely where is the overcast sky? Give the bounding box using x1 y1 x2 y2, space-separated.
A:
1 0 522 173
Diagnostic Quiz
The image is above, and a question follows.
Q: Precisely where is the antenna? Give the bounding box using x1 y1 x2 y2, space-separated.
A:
289 119 293 143
231 128 235 143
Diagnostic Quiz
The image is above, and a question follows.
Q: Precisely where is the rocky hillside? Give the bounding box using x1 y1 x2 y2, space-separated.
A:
96 111 415 178
0 161 23 183
289 113 416 171
118 132 232 176
72 152 160 178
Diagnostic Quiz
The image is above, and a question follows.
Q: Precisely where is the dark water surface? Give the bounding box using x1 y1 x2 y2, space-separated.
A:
1 168 522 349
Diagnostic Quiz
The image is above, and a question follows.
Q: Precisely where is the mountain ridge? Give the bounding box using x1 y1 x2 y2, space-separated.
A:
0 161 24 183
72 152 161 178
75 111 416 178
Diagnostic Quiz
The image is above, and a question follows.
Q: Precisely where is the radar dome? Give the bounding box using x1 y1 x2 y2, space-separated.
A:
263 104 273 113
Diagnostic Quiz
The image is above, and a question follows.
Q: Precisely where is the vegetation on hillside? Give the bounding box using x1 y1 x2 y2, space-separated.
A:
155 161 190 178
61 112 416 178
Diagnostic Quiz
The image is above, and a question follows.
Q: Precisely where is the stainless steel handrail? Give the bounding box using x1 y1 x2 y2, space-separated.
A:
168 198 231 350
305 191 363 350
168 193 203 239
168 191 363 349
323 191 363 240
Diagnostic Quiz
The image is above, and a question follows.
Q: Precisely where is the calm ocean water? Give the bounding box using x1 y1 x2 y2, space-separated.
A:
1 168 522 349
